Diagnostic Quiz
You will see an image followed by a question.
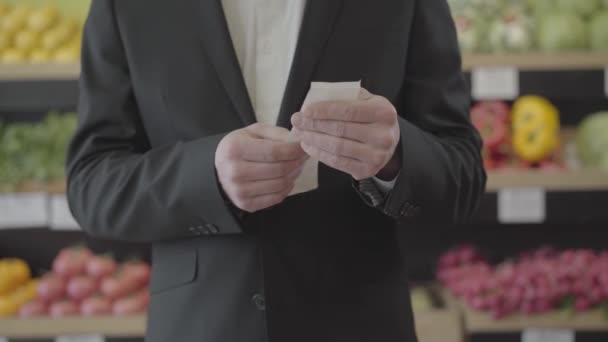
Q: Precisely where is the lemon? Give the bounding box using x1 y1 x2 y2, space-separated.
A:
53 44 80 63
0 3 12 17
13 30 39 53
29 48 52 64
1 11 27 34
41 19 77 50
1 48 26 64
27 5 60 32
0 32 11 52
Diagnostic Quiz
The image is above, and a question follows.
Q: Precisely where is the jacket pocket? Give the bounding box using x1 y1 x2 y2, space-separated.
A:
149 242 198 295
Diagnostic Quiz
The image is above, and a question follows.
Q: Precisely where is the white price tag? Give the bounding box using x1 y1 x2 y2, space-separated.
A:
472 66 519 100
56 335 105 342
522 329 575 342
49 194 80 230
0 193 48 229
498 188 546 223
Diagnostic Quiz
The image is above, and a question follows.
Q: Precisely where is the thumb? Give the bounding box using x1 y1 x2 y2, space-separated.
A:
358 87 374 100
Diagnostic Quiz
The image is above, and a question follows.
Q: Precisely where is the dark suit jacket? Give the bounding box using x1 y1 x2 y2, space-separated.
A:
66 1 486 341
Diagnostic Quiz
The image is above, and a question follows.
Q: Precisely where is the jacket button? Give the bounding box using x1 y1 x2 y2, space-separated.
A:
252 294 266 311
205 223 220 234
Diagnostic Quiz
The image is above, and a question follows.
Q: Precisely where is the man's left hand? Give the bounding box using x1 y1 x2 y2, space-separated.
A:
291 89 401 181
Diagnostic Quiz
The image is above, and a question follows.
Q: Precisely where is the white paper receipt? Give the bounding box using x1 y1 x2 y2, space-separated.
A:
289 81 361 196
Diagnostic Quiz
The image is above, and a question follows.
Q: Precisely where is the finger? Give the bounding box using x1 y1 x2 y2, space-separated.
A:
246 123 291 142
303 99 396 124
301 142 371 180
293 129 384 165
237 138 306 162
243 180 295 212
237 171 298 198
292 112 387 146
230 157 308 181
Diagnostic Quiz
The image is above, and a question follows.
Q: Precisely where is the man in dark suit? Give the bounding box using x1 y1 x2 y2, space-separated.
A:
66 1 486 341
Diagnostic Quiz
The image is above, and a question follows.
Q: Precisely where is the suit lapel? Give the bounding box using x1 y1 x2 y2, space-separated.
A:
196 0 256 126
276 0 344 129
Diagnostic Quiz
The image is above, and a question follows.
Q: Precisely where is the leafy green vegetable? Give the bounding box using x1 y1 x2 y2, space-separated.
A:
0 112 77 191
577 112 608 172
589 12 608 50
537 13 588 51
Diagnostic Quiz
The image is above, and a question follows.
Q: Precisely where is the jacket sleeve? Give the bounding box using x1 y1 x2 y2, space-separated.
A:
378 0 486 222
66 0 243 243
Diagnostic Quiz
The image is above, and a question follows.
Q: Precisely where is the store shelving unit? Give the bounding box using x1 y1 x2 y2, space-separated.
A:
0 64 80 81
463 309 608 333
462 52 608 71
0 310 463 341
1 48 607 342
2 53 606 80
0 315 146 339
440 291 608 336
486 169 608 192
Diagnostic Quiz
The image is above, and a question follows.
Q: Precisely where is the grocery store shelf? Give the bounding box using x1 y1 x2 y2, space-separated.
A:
0 64 80 81
462 52 608 71
442 292 608 333
0 315 146 338
0 311 464 340
464 308 608 333
414 309 465 342
486 169 608 192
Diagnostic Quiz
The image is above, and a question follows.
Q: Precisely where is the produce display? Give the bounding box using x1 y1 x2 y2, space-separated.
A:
449 0 608 53
0 112 77 192
0 247 151 318
0 258 38 317
437 245 608 319
471 97 563 171
577 112 608 171
0 2 84 64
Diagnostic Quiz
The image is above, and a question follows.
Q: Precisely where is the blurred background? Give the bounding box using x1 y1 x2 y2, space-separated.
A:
0 0 607 341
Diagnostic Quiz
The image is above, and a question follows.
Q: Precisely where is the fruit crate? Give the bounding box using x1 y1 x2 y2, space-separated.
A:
412 286 465 342
441 291 608 334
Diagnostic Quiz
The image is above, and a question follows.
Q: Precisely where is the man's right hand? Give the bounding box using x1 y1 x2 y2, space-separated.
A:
215 123 308 213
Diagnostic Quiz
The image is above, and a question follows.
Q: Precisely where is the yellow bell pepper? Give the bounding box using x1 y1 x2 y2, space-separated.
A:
512 126 560 163
511 96 561 163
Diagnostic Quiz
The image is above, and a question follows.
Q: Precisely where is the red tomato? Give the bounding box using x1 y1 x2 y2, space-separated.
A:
53 247 93 277
112 290 148 316
18 300 48 318
121 262 151 287
100 275 140 300
49 300 79 318
86 256 117 279
471 101 511 153
67 276 97 301
80 296 112 316
37 275 66 302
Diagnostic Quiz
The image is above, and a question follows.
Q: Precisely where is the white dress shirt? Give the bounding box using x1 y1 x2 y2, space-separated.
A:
221 0 397 192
